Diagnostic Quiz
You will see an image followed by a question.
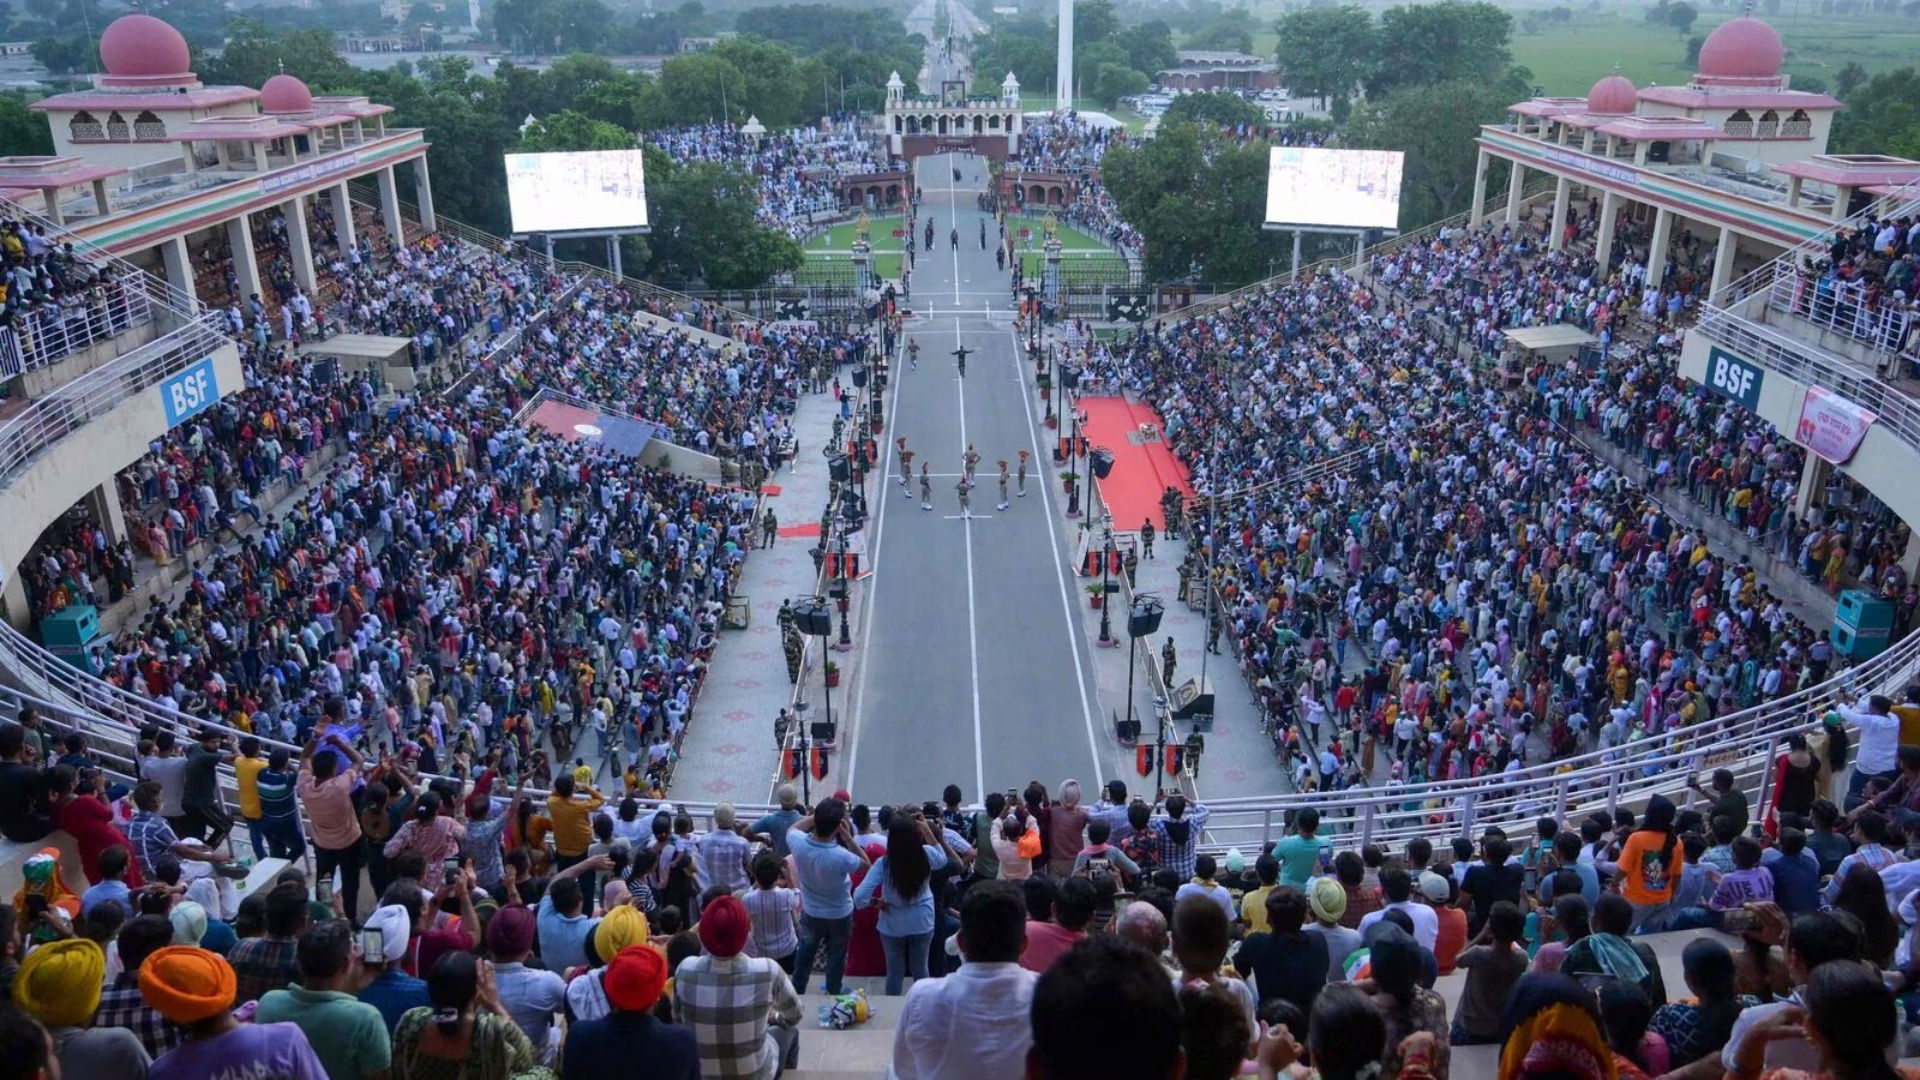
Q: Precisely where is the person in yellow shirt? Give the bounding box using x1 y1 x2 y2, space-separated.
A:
1241 854 1280 934
234 736 268 862
546 772 605 868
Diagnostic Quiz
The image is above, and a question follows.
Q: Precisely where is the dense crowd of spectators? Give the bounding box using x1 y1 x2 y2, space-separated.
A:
649 122 897 238
0 214 150 371
7 717 1920 1080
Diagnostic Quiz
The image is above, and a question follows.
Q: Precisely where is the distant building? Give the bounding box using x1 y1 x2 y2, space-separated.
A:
1155 51 1279 93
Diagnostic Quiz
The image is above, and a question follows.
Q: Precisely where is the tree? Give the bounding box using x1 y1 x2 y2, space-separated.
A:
1186 7 1257 54
1273 6 1374 110
1102 120 1287 286
1345 76 1513 229
517 109 635 152
1162 89 1265 127
1685 33 1706 65
1666 2 1698 33
1115 21 1176 78
644 155 803 288
710 37 806 128
1090 63 1149 105
970 14 1056 96
0 94 52 156
29 35 90 76
1830 67 1920 158
197 19 356 89
1837 60 1870 98
650 51 749 127
1369 1 1513 97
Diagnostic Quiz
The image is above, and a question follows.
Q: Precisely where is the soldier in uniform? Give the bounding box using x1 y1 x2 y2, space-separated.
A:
963 444 981 482
1162 637 1178 687
1141 517 1156 559
908 338 920 369
762 507 778 549
1123 546 1138 586
920 461 933 510
1017 450 1030 497
956 477 974 519
996 461 1010 511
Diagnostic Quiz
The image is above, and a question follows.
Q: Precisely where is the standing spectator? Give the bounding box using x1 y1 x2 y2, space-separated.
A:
852 814 953 995
253 920 392 1080
180 729 237 849
140 945 327 1078
890 880 1036 1080
1273 808 1332 889
297 734 366 923
233 737 269 862
383 793 467 893
742 852 800 972
1234 885 1327 1016
1838 694 1900 809
699 804 753 894
747 785 803 861
139 732 190 837
357 905 430 1034
0 722 53 843
546 773 605 874
1615 795 1684 932
1449 901 1528 1046
227 882 312 1005
13 937 151 1076
1046 780 1090 878
1028 935 1184 1080
564 945 696 1080
52 763 140 888
1149 795 1211 880
1019 877 1098 977
786 798 871 996
673 895 804 1078
254 747 306 861
1457 835 1525 938
535 855 611 972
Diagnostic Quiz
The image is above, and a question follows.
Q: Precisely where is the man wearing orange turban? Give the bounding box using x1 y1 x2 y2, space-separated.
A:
560 945 698 1080
139 946 328 1079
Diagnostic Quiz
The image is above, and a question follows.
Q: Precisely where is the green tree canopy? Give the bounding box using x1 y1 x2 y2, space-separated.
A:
1273 5 1374 110
0 94 53 156
517 109 635 152
1102 120 1286 286
1368 1 1513 98
645 154 804 288
1831 67 1920 158
1185 7 1257 54
196 18 357 89
1162 90 1265 127
1345 76 1514 229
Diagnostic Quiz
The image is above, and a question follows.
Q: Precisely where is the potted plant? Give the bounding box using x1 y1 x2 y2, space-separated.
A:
824 660 841 687
1085 583 1105 609
1060 470 1079 495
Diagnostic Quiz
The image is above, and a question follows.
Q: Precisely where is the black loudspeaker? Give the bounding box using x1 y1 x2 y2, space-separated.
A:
792 598 834 637
1062 367 1080 390
1129 596 1164 639
852 365 869 389
810 721 838 742
1089 448 1115 480
1115 716 1140 741
828 454 851 484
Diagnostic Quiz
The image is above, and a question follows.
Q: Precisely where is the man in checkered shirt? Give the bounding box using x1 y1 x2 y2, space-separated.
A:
94 914 185 1060
674 894 804 1079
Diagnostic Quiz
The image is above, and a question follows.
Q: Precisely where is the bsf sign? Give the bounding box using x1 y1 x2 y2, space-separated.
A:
1704 346 1764 410
160 358 219 426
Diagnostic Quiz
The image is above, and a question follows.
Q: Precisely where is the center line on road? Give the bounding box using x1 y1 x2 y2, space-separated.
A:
958 314 985 801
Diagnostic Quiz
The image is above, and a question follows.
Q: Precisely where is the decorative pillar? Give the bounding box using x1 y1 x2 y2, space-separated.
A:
1505 162 1526 224
412 157 437 234
1711 226 1738 298
283 193 317 296
1469 150 1489 227
1593 191 1620 273
226 214 264 314
1056 0 1073 112
1794 454 1832 520
1548 176 1572 252
376 165 406 255
330 182 357 255
86 483 127 545
1646 207 1673 289
158 235 194 302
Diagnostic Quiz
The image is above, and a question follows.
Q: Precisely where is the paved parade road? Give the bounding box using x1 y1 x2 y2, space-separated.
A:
840 154 1110 805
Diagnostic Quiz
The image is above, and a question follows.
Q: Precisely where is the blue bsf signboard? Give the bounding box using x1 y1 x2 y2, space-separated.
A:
160 358 219 426
1703 346 1765 411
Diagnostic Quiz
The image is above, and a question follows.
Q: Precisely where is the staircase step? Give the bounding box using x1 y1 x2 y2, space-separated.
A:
792 1028 894 1073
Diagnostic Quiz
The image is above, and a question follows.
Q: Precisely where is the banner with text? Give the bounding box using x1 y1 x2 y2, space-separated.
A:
1795 385 1877 464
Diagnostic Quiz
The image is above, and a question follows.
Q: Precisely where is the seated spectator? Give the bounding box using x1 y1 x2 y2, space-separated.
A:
1761 828 1823 916
13 937 151 1075
1364 923 1450 1080
1358 868 1439 952
1305 877 1362 982
1721 911 1871 1074
253 920 392 1080
892 879 1035 1080
1234 885 1327 1016
1708 835 1776 917
1648 937 1752 1069
80 844 137 921
0 722 53 843
562 945 696 1080
1597 982 1666 1079
1496 973 1621 1080
672 894 803 1079
357 904 429 1034
1028 935 1184 1080
1530 894 1589 976
226 881 310 1004
1175 855 1237 924
1724 959 1919 1080
1562 893 1666 1007
391 951 546 1080
96 914 186 1060
140 945 327 1079
484 905 565 1064
1177 977 1254 1080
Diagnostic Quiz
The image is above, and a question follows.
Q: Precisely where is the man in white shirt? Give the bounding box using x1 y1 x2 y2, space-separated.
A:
1840 695 1901 810
890 880 1035 1080
1354 868 1440 951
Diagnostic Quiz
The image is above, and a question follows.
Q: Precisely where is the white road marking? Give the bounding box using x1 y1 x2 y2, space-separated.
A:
958 315 986 800
1007 326 1106 785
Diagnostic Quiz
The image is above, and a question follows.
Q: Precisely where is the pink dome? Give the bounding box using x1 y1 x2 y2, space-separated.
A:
1586 74 1637 115
1698 16 1785 79
259 73 314 115
98 14 192 79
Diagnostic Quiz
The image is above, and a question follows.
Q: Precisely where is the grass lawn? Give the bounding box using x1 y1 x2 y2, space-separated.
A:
1018 250 1134 285
803 217 907 254
795 251 903 284
1004 215 1111 252
1511 12 1920 97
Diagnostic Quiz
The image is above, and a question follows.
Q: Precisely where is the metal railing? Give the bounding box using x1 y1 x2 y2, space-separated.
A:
0 287 158 377
1694 303 1920 451
0 198 207 318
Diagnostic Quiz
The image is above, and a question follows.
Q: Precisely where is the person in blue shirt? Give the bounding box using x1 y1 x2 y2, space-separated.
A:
852 813 955 995
1761 828 1824 916
749 784 804 860
81 844 137 921
786 798 871 997
1272 807 1332 890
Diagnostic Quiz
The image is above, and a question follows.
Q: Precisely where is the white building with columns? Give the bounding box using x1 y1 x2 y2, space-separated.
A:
9 13 435 311
1471 16 1917 297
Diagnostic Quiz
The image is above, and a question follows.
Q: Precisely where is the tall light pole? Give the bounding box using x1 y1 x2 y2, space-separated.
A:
1097 510 1115 647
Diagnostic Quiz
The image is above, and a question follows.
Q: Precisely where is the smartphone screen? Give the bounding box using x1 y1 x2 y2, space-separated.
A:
316 878 334 905
360 927 385 960
444 856 464 880
25 894 47 916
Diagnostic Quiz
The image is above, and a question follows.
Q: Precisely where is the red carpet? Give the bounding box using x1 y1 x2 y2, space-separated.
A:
1078 396 1194 531
761 484 783 497
778 523 823 539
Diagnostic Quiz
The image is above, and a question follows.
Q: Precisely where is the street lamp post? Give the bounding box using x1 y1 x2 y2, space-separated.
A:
1066 406 1085 518
1097 512 1115 647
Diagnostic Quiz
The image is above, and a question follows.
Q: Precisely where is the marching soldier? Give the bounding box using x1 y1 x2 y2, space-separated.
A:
908 338 920 369
920 461 933 510
963 444 981 482
956 477 974 519
1123 546 1138 586
1017 450 1030 497
1162 637 1178 687
953 345 972 377
762 507 778 549
997 461 1010 511
1140 517 1156 559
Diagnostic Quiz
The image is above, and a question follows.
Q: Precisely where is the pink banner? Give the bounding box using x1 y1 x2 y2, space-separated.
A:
1795 385 1877 464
